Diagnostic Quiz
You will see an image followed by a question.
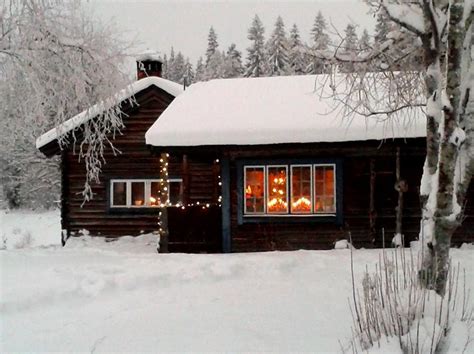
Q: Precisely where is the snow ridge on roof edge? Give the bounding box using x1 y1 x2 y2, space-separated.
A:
36 76 183 149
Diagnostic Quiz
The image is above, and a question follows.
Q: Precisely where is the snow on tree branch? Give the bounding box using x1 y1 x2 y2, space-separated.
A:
0 0 133 204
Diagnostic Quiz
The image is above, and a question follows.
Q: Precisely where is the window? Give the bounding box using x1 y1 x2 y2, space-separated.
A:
267 166 288 214
244 166 265 214
314 165 336 213
243 163 337 216
291 165 312 213
110 179 183 208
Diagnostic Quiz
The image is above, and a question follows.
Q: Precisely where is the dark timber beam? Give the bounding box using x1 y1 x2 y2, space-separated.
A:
221 156 231 253
369 158 377 245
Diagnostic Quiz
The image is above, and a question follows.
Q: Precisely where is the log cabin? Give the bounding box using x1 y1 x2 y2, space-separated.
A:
37 59 474 252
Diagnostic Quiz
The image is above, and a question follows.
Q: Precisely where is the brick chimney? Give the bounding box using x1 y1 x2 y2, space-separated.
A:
136 51 162 79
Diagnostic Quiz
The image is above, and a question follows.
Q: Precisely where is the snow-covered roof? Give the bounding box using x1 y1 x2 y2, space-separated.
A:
36 76 183 149
145 75 426 147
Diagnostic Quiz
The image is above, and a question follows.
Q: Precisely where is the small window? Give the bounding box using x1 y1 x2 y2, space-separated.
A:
112 182 127 206
131 182 145 206
110 179 183 208
244 166 265 214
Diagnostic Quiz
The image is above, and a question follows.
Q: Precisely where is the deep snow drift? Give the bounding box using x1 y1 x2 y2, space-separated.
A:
1 210 473 352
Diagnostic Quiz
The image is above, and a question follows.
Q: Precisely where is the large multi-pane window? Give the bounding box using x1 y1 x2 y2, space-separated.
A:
243 164 336 216
110 179 183 208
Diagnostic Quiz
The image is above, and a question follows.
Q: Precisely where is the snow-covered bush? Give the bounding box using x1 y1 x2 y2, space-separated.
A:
347 246 473 353
1 227 32 249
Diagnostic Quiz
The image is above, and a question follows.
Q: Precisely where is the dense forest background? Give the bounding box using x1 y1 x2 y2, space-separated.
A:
159 11 420 85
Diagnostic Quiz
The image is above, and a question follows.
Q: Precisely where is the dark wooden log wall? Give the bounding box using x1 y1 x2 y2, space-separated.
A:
64 86 219 252
65 87 174 237
224 139 474 252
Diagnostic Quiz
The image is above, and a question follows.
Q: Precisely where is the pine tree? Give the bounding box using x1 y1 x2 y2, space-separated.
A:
204 51 225 80
359 28 371 52
373 9 422 71
374 10 390 44
288 24 307 75
194 56 205 82
245 15 266 77
339 24 358 72
222 43 243 78
161 53 168 79
167 47 176 81
307 11 330 74
183 58 194 86
172 51 186 83
206 26 219 65
265 16 290 76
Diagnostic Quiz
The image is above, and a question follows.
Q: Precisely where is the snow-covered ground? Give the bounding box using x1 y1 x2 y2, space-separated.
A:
1 210 473 352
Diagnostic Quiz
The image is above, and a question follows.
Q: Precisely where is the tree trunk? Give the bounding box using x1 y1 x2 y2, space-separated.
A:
419 0 471 295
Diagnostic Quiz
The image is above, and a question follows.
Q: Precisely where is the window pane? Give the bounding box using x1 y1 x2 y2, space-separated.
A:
291 166 312 213
267 166 288 213
245 167 265 213
112 182 127 206
131 182 145 206
325 168 334 195
169 181 183 205
150 182 161 206
314 165 336 213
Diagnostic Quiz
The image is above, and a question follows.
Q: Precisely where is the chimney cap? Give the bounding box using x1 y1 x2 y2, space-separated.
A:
136 49 162 63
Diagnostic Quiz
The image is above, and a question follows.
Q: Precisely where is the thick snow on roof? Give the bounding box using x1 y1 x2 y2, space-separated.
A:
36 76 183 149
136 50 162 62
145 75 426 147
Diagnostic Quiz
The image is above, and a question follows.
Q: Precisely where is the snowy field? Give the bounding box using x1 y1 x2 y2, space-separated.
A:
1 210 473 353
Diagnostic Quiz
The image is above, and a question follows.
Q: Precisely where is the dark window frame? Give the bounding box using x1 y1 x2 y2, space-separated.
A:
236 158 343 225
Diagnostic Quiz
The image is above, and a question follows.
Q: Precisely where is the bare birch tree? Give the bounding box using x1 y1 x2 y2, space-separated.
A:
313 0 472 295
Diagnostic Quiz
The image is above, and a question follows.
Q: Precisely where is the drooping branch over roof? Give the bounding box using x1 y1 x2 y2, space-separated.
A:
36 76 183 150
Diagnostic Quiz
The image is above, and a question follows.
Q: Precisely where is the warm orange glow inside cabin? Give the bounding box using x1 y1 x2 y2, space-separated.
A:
314 166 335 213
267 167 288 213
291 166 312 213
245 168 265 213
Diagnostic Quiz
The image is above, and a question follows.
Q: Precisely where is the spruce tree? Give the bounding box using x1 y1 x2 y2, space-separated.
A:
166 47 177 81
307 11 330 74
374 10 390 44
183 58 194 85
161 53 168 79
265 16 290 76
339 24 358 72
194 56 205 82
288 24 306 75
204 51 225 80
222 43 243 78
173 51 186 83
359 28 371 52
245 15 266 77
206 26 219 65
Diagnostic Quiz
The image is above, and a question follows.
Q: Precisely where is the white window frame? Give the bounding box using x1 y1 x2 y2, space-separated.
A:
110 178 183 208
243 165 266 214
313 164 337 214
242 163 337 217
266 165 289 214
290 164 313 214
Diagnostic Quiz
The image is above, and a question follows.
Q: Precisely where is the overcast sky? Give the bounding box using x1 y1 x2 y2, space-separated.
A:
91 0 376 66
